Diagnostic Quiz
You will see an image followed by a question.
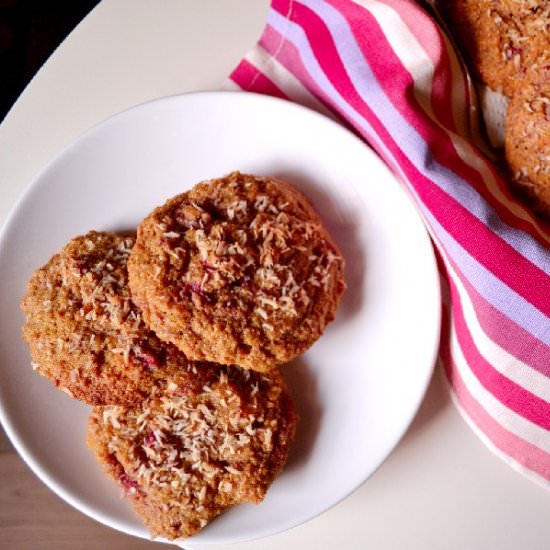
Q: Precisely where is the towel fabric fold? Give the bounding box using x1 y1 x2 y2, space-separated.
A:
228 0 550 488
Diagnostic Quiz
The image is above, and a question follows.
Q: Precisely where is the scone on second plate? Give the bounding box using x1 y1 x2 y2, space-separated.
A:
505 55 550 217
441 0 549 97
128 172 345 372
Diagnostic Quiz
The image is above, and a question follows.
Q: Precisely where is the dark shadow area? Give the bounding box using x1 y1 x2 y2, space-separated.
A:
396 364 449 452
0 0 100 121
280 356 321 470
272 168 366 325
108 226 138 238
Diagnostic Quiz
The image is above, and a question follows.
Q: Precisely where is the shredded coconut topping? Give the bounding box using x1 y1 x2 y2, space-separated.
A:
156 172 344 342
90 365 295 539
21 231 198 405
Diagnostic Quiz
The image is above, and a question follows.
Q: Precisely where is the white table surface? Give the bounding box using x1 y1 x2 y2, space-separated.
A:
0 1 548 549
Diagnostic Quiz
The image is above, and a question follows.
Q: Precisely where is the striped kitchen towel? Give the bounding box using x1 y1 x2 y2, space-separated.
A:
227 0 550 488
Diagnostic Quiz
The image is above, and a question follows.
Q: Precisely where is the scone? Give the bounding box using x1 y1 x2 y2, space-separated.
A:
88 365 297 540
128 172 345 372
505 56 550 216
21 231 201 405
442 0 549 97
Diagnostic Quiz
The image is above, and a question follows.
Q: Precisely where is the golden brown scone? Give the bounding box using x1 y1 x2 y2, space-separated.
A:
87 365 297 540
128 172 345 372
442 0 549 97
505 56 550 216
21 231 201 405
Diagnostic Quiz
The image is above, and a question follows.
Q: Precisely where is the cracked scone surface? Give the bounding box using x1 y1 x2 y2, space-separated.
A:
505 57 550 217
442 0 549 97
128 172 345 371
88 365 297 540
21 231 199 405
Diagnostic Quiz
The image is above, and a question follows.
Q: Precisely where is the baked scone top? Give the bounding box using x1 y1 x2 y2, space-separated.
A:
21 231 198 405
129 172 345 371
88 365 297 539
505 56 550 216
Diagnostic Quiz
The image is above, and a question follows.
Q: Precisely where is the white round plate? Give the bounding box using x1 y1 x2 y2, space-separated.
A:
0 91 440 546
